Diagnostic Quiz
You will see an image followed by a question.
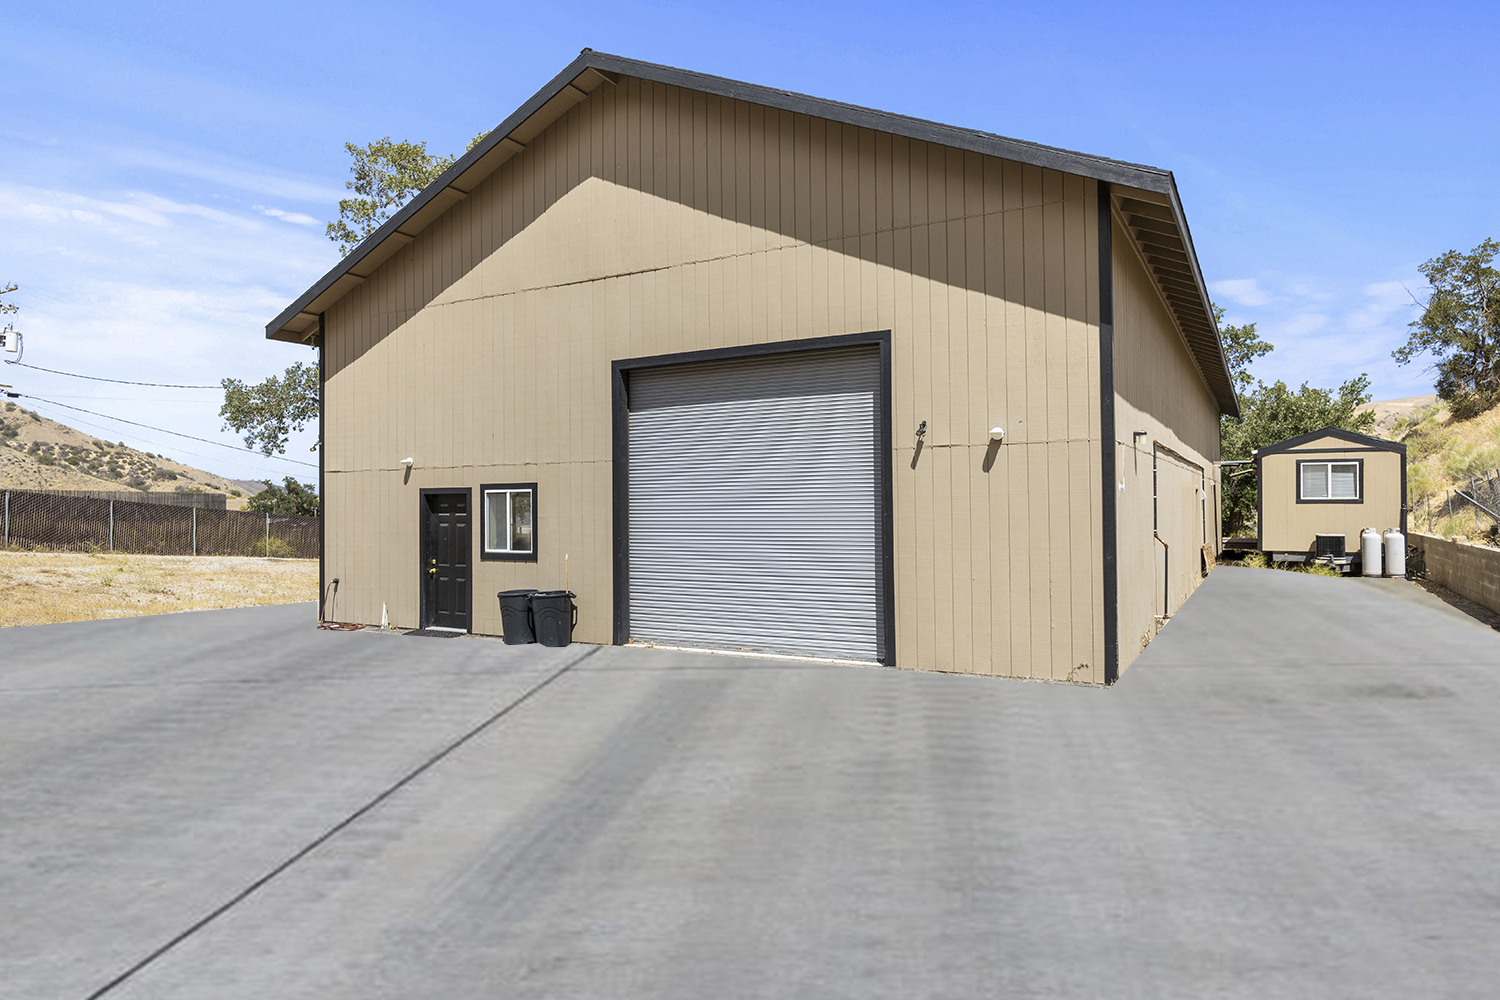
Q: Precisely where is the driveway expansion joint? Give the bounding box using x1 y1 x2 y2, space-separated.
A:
78 644 600 1000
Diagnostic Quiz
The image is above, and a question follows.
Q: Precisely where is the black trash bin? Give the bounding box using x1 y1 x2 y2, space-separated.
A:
497 589 539 644
530 591 577 647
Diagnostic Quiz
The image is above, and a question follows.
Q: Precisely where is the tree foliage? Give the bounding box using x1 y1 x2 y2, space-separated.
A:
220 363 319 456
324 132 489 256
1213 304 1375 535
1220 376 1376 462
1214 304 1274 395
225 131 491 454
1392 238 1500 420
246 477 320 516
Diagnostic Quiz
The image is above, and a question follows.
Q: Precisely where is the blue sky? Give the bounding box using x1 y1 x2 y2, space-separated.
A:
4 1 1496 482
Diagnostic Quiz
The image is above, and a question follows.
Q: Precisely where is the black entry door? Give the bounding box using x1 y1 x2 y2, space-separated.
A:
422 490 471 630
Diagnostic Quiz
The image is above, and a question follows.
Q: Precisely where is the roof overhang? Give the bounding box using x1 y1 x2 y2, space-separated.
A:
1108 188 1239 416
1255 426 1406 459
267 50 1238 415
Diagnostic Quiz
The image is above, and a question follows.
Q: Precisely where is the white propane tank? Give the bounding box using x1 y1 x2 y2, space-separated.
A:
1384 529 1406 578
1361 527 1383 577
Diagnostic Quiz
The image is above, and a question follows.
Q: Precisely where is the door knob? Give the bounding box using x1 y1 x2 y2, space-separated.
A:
428 567 437 574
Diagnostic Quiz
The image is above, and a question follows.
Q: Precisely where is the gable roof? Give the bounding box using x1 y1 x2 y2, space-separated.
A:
266 49 1236 414
1255 426 1407 459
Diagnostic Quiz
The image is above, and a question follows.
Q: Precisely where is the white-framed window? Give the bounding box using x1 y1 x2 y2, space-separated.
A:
480 483 536 560
1297 460 1361 501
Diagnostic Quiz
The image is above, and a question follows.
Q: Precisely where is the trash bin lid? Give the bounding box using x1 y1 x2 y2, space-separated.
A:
498 588 538 596
531 590 576 598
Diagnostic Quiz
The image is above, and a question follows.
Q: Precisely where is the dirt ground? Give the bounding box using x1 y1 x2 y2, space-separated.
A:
0 551 318 627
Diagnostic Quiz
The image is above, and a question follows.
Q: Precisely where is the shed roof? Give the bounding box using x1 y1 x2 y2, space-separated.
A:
1255 426 1407 458
266 49 1237 415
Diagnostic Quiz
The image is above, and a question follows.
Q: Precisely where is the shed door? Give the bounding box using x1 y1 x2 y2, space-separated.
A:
627 346 885 661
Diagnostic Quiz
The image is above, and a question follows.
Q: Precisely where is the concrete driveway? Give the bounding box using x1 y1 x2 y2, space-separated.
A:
3 567 1498 999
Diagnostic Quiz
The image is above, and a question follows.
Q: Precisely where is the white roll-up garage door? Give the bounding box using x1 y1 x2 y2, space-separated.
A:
627 345 885 661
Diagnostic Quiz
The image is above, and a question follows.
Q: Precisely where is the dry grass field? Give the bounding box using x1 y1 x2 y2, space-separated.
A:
0 551 318 628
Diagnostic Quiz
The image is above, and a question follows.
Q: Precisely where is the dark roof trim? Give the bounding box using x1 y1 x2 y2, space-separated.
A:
266 50 1229 401
1255 426 1407 459
1112 193 1238 416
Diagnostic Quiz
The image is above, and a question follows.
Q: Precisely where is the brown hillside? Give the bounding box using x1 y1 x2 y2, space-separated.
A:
1387 397 1500 544
0 402 269 509
1361 394 1438 435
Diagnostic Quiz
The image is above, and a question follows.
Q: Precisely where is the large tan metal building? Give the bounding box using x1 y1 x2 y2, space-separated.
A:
266 51 1237 683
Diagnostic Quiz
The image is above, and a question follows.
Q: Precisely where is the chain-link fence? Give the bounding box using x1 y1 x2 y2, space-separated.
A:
1417 471 1500 522
37 489 228 510
1 488 318 558
1414 470 1500 539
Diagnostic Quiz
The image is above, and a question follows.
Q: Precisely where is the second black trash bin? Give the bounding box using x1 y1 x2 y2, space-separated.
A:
497 589 538 644
530 591 577 647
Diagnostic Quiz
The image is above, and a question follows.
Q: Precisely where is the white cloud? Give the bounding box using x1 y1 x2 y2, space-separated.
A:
1278 312 1328 337
131 191 260 229
1208 277 1269 307
0 185 171 227
112 147 346 204
253 205 320 226
0 165 337 481
1346 280 1418 331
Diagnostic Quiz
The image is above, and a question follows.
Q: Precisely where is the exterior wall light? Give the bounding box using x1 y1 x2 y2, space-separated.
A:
989 426 1005 441
400 458 414 466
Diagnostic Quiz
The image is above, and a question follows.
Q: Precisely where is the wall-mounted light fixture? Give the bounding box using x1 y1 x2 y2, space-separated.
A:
915 420 927 441
989 426 1005 442
400 457 414 467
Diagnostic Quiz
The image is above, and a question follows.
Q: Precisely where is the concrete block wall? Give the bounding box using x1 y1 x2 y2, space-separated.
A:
1410 531 1500 615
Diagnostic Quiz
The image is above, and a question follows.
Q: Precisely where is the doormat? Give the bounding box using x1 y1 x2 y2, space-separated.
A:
403 629 467 638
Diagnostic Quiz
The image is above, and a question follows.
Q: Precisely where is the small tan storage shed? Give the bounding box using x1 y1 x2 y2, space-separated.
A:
1256 426 1406 564
265 50 1239 683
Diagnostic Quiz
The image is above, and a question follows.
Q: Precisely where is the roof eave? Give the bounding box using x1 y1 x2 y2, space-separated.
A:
267 51 1237 416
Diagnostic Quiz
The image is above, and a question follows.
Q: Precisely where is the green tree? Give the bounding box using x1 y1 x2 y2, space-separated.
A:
246 477 320 516
1392 238 1500 419
1212 304 1375 535
225 132 492 452
219 363 320 456
325 139 454 255
1214 304 1274 394
325 132 490 255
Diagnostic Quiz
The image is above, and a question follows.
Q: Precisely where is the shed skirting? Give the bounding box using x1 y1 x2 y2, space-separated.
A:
1410 531 1500 616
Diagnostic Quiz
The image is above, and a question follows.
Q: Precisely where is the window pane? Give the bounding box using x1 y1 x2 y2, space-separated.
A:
510 491 533 552
1301 463 1328 499
1330 464 1358 499
484 491 507 551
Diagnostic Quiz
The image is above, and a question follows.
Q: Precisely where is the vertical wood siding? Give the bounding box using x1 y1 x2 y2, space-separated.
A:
1110 215 1221 675
1261 443 1403 552
323 77 1108 680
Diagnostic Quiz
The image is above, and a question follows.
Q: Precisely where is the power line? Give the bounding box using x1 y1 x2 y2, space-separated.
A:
18 405 296 481
29 394 211 402
15 394 318 469
3 361 222 389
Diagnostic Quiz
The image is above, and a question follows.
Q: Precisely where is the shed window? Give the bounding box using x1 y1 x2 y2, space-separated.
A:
1299 462 1360 501
481 483 537 560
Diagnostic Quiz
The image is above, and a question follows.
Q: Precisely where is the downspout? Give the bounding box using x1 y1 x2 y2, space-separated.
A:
317 313 326 623
1153 443 1169 619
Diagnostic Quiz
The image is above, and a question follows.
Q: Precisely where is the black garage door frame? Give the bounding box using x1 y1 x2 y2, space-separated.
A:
610 329 896 664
